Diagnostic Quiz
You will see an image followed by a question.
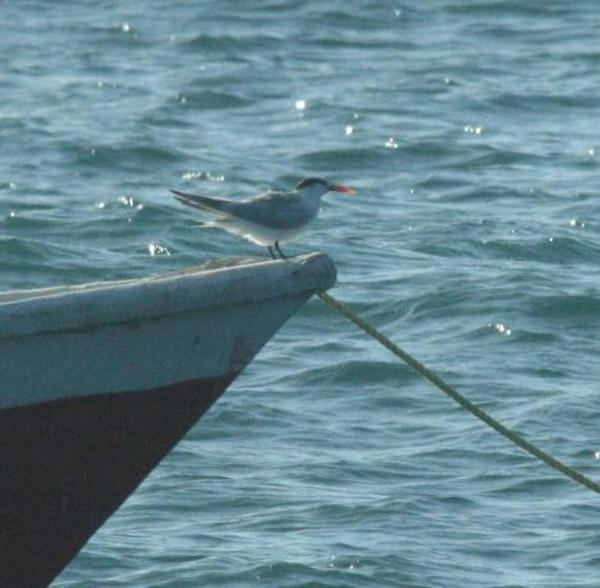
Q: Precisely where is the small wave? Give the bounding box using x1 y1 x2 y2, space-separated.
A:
306 10 386 29
70 143 184 170
79 22 153 50
451 145 548 170
181 33 284 53
138 113 187 128
315 36 417 51
88 22 139 35
298 147 392 170
488 92 599 111
402 140 459 159
0 116 28 131
300 360 417 388
178 90 253 110
470 324 560 344
446 1 570 18
530 294 600 321
485 475 565 497
478 235 600 264
437 184 559 203
413 175 473 192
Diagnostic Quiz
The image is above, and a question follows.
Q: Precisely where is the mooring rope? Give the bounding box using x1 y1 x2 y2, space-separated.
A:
317 290 600 495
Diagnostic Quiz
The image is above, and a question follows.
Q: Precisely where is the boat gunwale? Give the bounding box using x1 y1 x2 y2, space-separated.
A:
0 252 336 340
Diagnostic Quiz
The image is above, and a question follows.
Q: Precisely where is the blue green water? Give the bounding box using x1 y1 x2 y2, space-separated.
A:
4 1 600 586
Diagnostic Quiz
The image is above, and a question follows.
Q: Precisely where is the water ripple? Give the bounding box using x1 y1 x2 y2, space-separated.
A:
6 1 600 586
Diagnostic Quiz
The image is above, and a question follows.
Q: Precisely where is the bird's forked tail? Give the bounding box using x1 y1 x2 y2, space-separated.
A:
170 189 232 215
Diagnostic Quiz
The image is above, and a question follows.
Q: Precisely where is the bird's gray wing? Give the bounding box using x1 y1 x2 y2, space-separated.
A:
170 189 236 216
231 191 315 229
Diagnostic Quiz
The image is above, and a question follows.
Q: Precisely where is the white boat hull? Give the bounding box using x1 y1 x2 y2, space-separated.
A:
0 253 335 586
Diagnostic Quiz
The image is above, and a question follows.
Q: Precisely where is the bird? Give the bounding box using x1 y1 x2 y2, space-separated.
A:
170 177 354 259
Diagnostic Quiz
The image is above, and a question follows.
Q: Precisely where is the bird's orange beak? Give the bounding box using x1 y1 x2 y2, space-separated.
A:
328 184 355 194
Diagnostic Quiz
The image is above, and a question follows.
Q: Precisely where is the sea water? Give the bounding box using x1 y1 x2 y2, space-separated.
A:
3 2 600 586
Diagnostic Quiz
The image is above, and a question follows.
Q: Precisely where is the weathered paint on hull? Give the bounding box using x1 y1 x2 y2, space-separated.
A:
0 373 237 587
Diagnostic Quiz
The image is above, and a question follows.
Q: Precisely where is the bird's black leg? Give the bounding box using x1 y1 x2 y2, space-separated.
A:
268 245 277 259
275 241 287 259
